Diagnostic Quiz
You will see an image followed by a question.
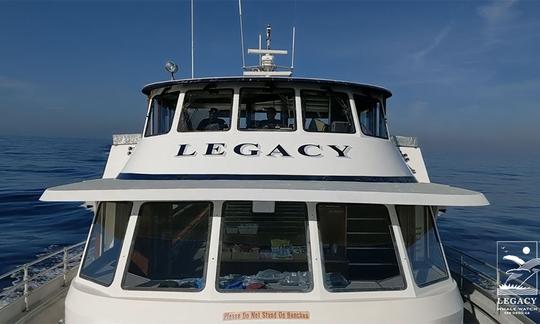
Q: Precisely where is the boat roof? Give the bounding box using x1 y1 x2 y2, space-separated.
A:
40 179 488 207
141 76 393 98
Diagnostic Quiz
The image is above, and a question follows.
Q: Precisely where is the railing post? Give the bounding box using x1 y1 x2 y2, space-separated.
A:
459 255 464 290
23 265 29 312
63 247 68 286
496 266 500 314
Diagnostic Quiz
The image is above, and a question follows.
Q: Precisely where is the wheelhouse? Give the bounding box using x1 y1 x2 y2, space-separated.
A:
143 77 390 138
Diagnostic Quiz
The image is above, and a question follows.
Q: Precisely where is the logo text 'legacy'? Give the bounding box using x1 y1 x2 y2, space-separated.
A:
176 143 351 158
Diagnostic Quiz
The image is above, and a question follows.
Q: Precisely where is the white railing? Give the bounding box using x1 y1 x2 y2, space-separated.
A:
0 241 85 312
445 246 539 323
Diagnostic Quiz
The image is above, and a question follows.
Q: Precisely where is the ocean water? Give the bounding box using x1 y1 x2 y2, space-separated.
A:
0 135 539 282
0 136 109 275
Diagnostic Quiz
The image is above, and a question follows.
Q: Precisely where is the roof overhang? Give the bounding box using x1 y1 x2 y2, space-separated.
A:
40 179 488 207
141 77 392 98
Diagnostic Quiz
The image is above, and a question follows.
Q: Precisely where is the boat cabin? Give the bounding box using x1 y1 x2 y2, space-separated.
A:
41 77 488 324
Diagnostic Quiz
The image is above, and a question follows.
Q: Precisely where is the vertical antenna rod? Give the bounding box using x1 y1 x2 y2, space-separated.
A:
191 0 195 78
266 24 271 49
238 0 246 69
291 27 296 70
258 34 262 66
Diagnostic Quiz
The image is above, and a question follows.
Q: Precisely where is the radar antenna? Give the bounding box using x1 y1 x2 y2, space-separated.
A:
242 24 295 77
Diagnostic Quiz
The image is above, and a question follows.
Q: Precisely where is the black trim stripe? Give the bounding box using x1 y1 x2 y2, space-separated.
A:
117 173 417 183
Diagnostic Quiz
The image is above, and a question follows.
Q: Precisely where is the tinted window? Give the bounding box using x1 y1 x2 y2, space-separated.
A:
218 201 311 292
80 202 132 286
397 206 448 287
178 89 233 132
145 91 179 136
354 94 388 138
302 90 355 133
318 204 404 291
239 88 296 131
123 202 211 291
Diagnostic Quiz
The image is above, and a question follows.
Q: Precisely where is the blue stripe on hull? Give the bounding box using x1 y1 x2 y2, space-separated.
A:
117 173 417 183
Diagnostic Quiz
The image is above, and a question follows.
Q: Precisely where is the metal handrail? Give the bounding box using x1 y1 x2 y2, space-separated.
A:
444 245 540 319
445 245 537 292
0 241 85 312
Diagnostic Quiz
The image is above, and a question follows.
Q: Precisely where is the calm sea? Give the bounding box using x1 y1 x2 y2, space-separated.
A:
0 135 539 275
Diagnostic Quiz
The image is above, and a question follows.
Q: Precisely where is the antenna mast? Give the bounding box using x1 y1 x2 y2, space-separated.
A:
238 0 246 69
291 27 296 71
243 25 293 77
191 0 195 78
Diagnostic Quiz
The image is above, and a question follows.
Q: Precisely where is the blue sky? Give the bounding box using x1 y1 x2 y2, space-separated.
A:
0 0 539 153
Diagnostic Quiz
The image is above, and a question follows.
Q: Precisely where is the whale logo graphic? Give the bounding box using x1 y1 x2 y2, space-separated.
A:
497 241 540 296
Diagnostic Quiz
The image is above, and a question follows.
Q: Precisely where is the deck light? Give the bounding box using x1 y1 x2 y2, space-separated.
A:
165 60 179 80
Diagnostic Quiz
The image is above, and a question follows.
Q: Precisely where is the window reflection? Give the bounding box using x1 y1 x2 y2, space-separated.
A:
397 206 448 287
239 88 296 131
178 89 233 132
302 90 355 133
123 202 211 291
353 94 388 138
80 202 132 286
318 204 404 291
145 91 179 137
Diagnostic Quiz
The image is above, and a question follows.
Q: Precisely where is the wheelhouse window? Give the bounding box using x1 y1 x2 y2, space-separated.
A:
218 201 311 292
353 94 388 138
318 204 404 291
396 206 448 287
238 88 296 131
80 202 132 286
178 89 233 131
302 90 355 133
123 202 211 291
145 91 179 136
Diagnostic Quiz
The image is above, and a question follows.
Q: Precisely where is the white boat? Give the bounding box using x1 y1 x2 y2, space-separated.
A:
1 24 536 324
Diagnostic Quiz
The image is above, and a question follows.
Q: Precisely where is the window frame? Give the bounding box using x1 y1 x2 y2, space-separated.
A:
121 201 214 292
396 206 450 288
300 89 357 135
353 93 389 140
177 88 235 133
237 87 298 132
316 203 406 293
143 90 181 138
79 201 133 287
215 201 313 293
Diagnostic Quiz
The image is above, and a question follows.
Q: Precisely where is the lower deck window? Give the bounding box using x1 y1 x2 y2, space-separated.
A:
396 206 448 287
80 202 132 286
318 204 404 291
123 202 211 291
218 202 311 292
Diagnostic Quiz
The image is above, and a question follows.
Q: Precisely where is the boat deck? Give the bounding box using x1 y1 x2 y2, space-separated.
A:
11 287 66 324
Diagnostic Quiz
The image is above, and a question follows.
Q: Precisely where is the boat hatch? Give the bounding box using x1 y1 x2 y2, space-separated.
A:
40 179 488 206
